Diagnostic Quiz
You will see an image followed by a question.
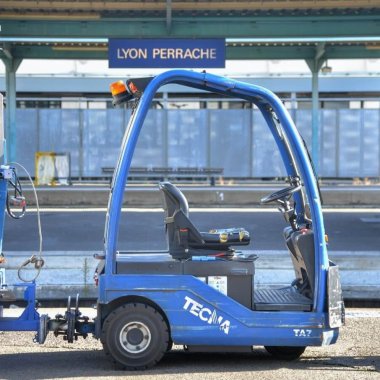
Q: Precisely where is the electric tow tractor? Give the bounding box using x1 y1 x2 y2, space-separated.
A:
0 71 344 370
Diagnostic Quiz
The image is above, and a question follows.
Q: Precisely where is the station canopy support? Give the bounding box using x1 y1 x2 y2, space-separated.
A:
1 44 22 163
305 43 327 175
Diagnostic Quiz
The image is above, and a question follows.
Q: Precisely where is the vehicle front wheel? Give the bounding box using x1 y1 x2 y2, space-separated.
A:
101 303 169 370
264 346 306 361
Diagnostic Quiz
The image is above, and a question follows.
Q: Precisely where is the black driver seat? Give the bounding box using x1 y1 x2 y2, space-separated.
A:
159 182 250 259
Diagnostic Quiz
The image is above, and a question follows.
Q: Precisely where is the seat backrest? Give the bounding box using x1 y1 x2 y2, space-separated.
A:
159 182 189 218
159 182 199 258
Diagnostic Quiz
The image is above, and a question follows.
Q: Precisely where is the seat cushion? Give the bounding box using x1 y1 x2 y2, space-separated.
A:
200 228 250 246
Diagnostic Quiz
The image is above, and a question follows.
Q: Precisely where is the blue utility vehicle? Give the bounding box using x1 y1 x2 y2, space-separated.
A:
0 70 344 370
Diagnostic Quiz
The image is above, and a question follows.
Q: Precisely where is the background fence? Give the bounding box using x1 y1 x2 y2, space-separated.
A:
15 108 380 178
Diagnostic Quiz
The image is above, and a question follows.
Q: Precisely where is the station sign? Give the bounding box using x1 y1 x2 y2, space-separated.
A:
108 38 225 68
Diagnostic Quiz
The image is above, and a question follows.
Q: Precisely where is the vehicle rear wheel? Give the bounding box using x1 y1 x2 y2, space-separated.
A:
264 346 306 361
101 303 169 370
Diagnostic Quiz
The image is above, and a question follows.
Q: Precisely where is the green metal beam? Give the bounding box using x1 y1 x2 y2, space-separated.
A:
227 45 380 60
7 46 108 60
1 49 22 163
324 46 380 59
227 46 318 60
305 44 327 175
0 15 379 38
5 44 380 61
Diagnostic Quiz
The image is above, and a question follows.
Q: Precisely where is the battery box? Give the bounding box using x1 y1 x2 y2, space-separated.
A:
116 252 255 309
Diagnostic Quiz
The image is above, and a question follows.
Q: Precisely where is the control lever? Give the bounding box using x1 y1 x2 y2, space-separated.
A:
277 198 298 231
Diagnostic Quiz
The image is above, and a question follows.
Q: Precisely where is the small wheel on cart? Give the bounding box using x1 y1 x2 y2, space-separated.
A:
101 303 169 370
264 346 306 361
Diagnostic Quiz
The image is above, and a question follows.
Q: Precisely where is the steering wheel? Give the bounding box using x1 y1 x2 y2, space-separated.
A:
260 184 302 204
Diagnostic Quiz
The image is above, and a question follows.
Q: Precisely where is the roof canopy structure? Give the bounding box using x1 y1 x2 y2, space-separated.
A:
0 0 379 60
0 0 379 166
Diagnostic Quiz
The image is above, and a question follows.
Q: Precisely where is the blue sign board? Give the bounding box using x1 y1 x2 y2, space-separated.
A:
108 39 225 68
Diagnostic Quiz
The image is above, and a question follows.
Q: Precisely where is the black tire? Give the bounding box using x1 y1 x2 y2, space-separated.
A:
166 339 173 352
264 346 306 361
101 303 169 370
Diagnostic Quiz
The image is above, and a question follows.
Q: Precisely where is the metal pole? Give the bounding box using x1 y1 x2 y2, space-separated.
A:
249 108 254 177
311 69 319 174
0 94 4 163
290 91 297 120
166 0 172 34
359 108 364 177
3 56 22 163
306 44 325 175
79 109 84 179
379 108 380 178
336 109 340 177
206 109 211 169
0 94 7 272
162 92 169 167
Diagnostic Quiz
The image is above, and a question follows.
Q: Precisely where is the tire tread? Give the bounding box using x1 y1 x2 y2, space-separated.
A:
101 302 169 370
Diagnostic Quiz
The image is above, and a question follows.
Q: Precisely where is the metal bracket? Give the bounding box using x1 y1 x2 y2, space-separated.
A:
35 314 49 344
51 294 94 343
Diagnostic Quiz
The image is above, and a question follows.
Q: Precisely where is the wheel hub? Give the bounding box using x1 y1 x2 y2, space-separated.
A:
120 321 151 354
127 328 144 345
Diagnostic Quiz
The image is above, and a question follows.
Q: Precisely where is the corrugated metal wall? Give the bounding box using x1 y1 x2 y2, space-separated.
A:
15 108 380 178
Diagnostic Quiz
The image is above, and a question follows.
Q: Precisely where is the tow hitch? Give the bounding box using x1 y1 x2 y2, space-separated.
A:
37 294 95 344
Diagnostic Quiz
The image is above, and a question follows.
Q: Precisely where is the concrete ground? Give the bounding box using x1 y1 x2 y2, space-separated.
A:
0 308 379 380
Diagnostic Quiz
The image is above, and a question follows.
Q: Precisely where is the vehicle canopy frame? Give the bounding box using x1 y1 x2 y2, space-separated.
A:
103 69 328 313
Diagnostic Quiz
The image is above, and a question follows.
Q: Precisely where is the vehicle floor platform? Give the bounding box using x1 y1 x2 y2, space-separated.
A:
254 287 312 311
